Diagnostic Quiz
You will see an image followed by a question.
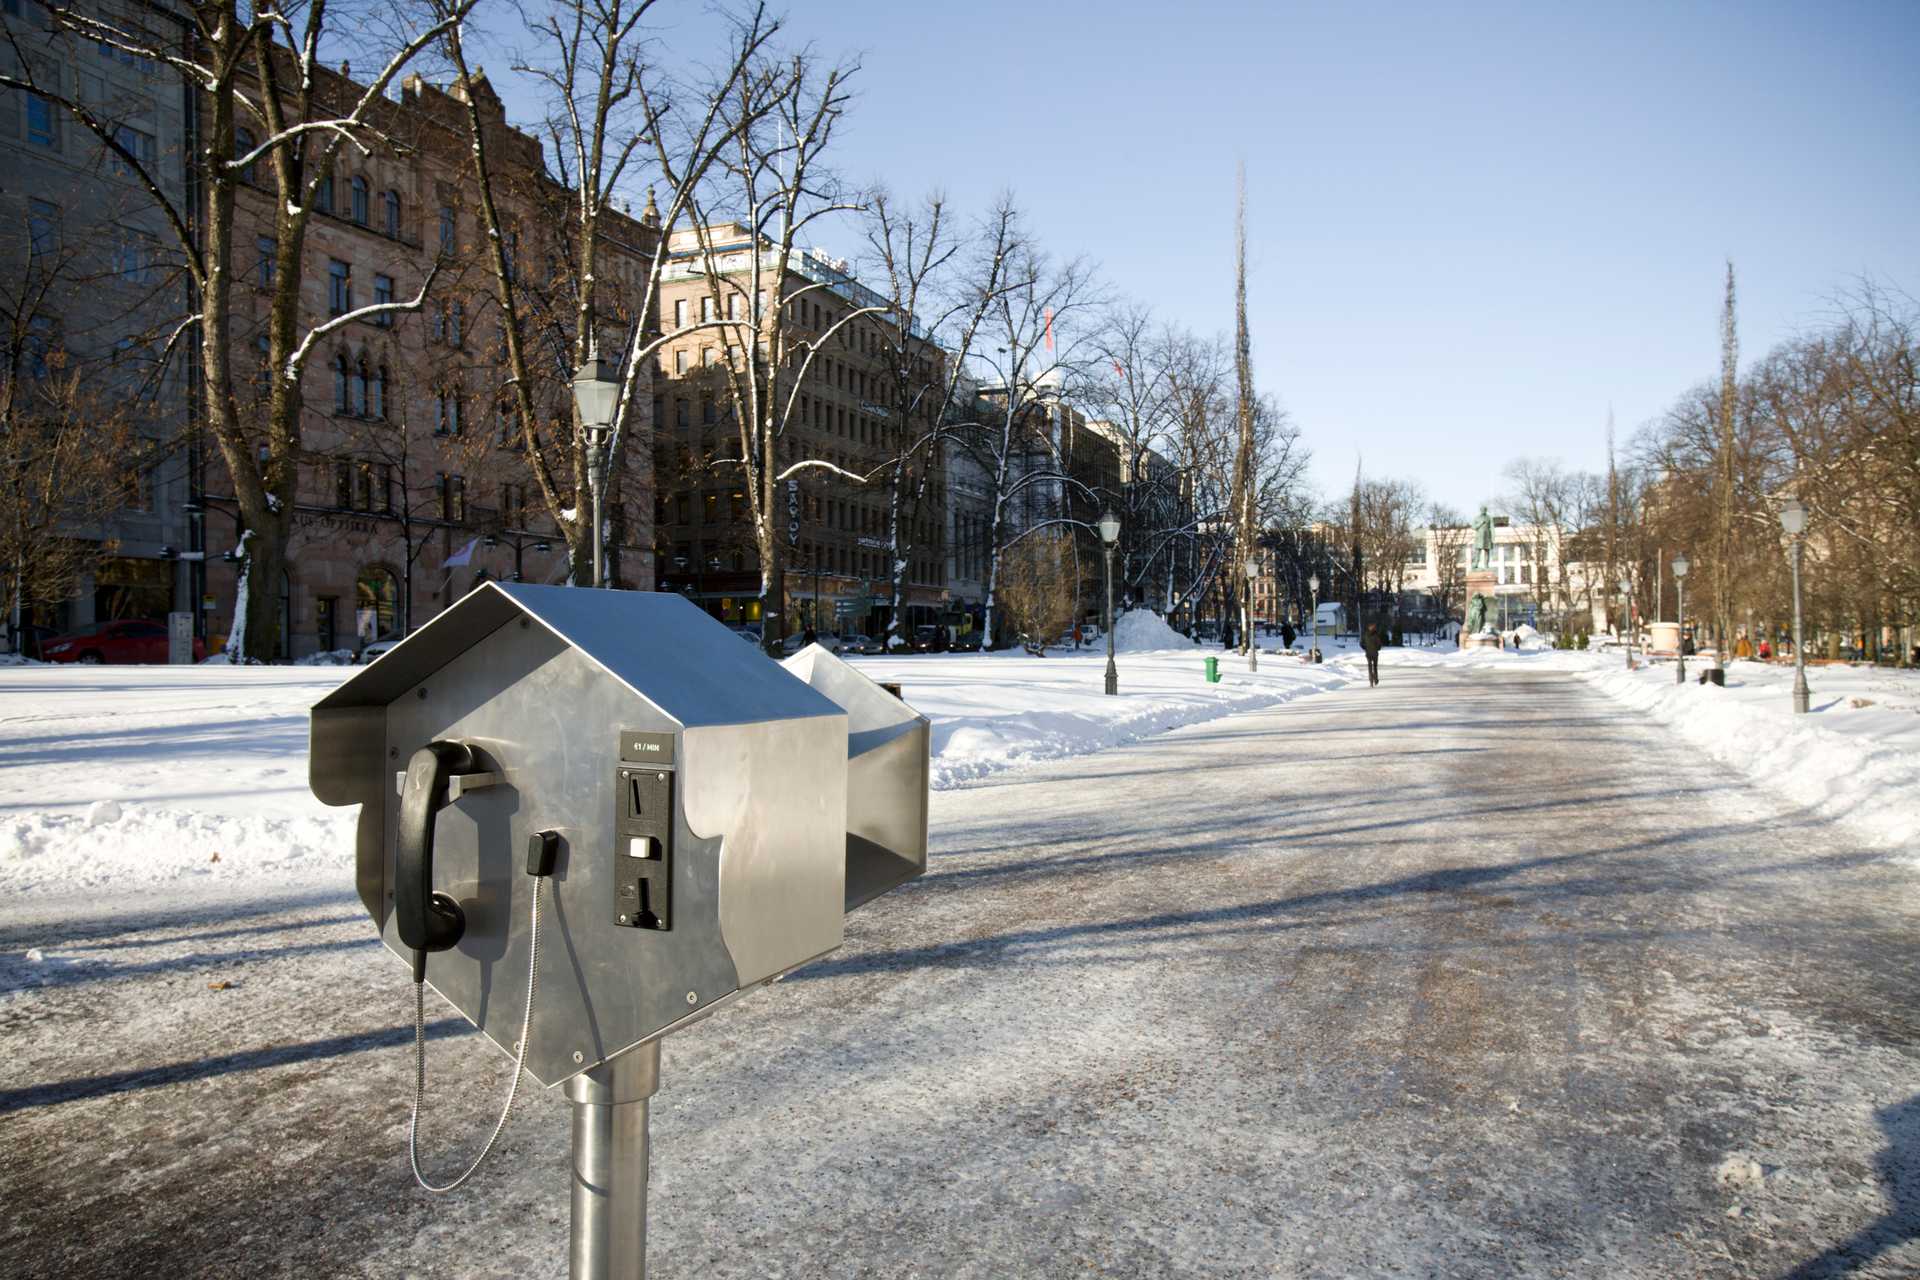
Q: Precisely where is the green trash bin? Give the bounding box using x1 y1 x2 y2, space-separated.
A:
1204 656 1220 683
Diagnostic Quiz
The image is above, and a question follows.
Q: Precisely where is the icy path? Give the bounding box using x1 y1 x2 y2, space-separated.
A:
3 664 1918 1277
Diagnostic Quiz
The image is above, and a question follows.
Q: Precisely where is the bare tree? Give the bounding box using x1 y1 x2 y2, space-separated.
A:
444 0 780 588
858 191 1019 648
995 527 1075 653
1230 163 1257 655
3 0 471 659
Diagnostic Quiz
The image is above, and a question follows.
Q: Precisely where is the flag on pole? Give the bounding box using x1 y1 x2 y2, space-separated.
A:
444 537 479 568
1044 307 1054 352
1112 359 1124 378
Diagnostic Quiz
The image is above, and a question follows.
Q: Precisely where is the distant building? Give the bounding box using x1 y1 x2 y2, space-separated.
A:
0 3 195 640
652 223 947 638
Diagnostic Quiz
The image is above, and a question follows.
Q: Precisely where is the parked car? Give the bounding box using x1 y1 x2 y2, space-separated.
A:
841 633 885 655
911 624 952 654
729 625 763 646
359 633 406 663
949 630 982 653
42 619 206 665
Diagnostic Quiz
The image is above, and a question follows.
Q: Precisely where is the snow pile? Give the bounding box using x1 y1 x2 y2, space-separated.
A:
2 805 354 894
0 651 44 666
1111 609 1193 653
295 648 358 666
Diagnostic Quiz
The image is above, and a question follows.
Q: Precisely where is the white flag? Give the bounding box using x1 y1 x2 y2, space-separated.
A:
444 537 479 568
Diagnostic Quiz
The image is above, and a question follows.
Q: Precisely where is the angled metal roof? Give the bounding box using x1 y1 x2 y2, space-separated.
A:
313 582 840 728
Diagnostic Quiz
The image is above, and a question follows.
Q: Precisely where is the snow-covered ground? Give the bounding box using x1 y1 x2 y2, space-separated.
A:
4 617 1911 901
0 615 1359 897
1381 643 1920 861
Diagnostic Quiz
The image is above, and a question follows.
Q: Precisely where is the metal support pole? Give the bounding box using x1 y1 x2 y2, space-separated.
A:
587 429 610 590
567 1041 661 1280
1791 538 1810 714
1675 579 1687 684
1103 544 1118 696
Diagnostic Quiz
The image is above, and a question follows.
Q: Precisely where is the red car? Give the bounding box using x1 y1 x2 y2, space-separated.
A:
41 619 206 664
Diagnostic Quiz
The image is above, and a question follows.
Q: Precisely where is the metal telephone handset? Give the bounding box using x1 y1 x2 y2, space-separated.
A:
396 740 475 981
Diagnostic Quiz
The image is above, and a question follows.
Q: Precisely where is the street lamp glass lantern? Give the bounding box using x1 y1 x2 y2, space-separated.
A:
1095 511 1120 546
1245 558 1258 580
571 356 621 431
1779 496 1808 537
1671 554 1690 580
1308 573 1319 594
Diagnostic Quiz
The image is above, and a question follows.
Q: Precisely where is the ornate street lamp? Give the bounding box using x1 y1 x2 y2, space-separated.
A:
571 357 621 588
1308 571 1321 663
1097 510 1121 695
1779 497 1811 713
1620 572 1635 668
1671 554 1690 684
1243 558 1259 672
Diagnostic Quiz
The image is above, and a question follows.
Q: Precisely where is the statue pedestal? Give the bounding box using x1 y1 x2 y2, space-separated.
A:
1463 632 1502 650
1461 569 1499 647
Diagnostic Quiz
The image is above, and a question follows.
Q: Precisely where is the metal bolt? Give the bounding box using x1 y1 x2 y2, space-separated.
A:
388 747 398 760
416 688 428 700
685 991 697 1005
573 1050 584 1064
618 914 629 925
656 772 666 781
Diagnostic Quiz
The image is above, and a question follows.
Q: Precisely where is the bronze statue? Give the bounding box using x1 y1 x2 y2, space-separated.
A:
1471 505 1495 571
1466 592 1489 635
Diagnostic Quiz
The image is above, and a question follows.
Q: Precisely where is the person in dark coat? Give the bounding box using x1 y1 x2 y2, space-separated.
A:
1281 621 1296 650
1362 621 1383 687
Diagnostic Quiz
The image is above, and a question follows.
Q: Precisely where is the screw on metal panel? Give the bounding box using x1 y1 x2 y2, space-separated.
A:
656 773 666 781
573 1051 584 1064
685 991 697 1005
520 619 529 629
416 688 428 700
618 914 629 924
389 747 398 759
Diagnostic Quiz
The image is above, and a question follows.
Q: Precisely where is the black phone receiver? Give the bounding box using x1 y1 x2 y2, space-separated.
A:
397 740 476 981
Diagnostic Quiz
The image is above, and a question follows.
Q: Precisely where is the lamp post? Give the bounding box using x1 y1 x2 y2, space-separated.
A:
1244 557 1259 672
1097 510 1120 695
1672 554 1690 684
1308 571 1320 663
571 357 621 589
485 532 553 583
1780 497 1811 714
1620 573 1635 669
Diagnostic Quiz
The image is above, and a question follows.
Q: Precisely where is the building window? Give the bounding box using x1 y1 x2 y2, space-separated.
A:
440 474 466 522
352 357 369 416
350 175 370 225
256 236 276 288
355 568 398 642
334 458 353 507
315 171 334 215
430 301 445 343
700 296 716 322
448 301 464 348
333 352 351 412
503 482 527 528
381 190 401 238
234 128 257 183
437 392 463 436
438 206 455 254
373 273 394 325
27 93 59 149
328 259 352 316
673 298 687 329
371 366 388 420
674 399 688 428
28 200 58 257
673 348 688 375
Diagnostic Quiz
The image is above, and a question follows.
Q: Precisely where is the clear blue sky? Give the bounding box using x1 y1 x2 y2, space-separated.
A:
481 0 1919 515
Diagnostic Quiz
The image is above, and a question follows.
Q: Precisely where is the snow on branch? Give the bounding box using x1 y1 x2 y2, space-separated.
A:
283 264 440 381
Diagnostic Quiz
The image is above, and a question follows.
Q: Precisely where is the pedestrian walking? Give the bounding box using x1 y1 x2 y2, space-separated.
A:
1281 621 1296 650
1362 621 1383 687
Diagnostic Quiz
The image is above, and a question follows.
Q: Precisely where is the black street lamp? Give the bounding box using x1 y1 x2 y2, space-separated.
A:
1097 510 1120 695
1620 572 1635 669
1308 571 1321 663
1243 557 1259 672
484 532 553 583
1780 497 1811 714
1672 553 1690 684
571 357 620 588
